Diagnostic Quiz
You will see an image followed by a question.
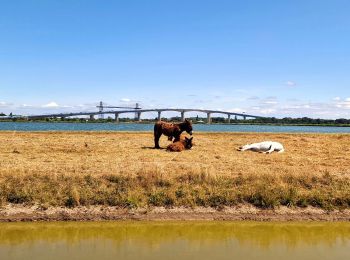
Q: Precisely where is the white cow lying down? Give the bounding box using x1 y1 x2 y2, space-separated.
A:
237 141 284 154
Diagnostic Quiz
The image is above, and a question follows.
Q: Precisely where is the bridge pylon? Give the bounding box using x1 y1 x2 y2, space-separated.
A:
115 113 119 123
98 101 104 119
207 113 212 124
135 111 142 122
181 111 185 121
134 103 140 121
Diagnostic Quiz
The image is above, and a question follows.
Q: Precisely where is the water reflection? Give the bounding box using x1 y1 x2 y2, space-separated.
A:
0 222 350 260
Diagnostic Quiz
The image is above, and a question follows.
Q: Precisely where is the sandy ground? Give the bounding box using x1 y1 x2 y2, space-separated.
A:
1 131 350 177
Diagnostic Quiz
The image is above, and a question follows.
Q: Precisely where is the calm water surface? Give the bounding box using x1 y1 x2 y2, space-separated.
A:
0 222 350 260
1 122 350 133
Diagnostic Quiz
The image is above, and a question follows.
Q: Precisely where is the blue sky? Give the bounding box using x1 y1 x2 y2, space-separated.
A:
1 0 350 118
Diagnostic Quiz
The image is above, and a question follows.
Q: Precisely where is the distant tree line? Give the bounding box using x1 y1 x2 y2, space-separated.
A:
242 117 350 125
169 116 350 125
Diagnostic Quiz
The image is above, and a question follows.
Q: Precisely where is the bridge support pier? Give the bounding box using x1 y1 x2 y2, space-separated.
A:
181 111 185 121
243 116 246 120
89 115 95 121
227 114 231 124
207 113 212 124
115 113 119 123
157 111 161 121
136 112 142 122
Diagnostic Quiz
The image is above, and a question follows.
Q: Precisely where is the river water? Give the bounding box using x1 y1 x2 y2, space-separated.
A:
0 222 349 260
1 122 350 133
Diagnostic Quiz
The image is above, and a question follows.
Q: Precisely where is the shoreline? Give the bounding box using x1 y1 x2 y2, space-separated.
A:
1 130 350 136
1 120 350 127
1 204 350 222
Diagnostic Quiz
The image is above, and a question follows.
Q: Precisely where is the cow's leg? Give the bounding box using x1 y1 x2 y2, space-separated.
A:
154 123 163 149
154 133 162 149
171 129 181 143
154 125 162 149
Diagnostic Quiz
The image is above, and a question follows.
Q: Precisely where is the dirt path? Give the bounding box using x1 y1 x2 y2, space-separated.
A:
1 204 350 222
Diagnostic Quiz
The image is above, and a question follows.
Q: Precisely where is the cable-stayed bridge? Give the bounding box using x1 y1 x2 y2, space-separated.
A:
26 105 265 124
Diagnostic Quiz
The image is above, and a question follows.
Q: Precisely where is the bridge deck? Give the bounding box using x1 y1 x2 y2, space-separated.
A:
26 108 264 119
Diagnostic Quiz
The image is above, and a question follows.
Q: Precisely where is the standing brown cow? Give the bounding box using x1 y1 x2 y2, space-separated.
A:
154 119 193 149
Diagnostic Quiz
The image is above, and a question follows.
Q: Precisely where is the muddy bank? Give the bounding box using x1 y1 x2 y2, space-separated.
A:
1 204 350 222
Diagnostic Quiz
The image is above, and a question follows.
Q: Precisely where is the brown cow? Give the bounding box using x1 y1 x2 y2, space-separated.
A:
167 137 193 152
154 119 193 149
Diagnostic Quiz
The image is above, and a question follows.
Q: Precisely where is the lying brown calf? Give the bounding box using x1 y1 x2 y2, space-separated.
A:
166 137 193 152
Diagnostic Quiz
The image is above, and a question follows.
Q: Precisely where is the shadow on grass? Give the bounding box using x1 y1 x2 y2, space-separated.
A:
141 146 166 150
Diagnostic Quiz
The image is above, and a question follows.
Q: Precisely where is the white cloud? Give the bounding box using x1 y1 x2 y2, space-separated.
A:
262 100 278 105
238 95 350 118
331 97 350 109
120 98 131 102
267 98 350 118
336 101 350 109
42 102 60 108
260 108 276 114
285 81 296 87
0 101 12 107
20 104 33 108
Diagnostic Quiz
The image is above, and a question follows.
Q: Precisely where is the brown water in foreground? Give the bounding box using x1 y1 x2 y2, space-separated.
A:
0 222 349 260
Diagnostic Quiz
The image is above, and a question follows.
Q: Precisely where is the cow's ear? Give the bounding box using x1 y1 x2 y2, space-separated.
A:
185 137 189 141
190 137 193 141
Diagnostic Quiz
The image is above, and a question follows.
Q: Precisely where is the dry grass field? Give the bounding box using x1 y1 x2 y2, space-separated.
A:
0 131 350 211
